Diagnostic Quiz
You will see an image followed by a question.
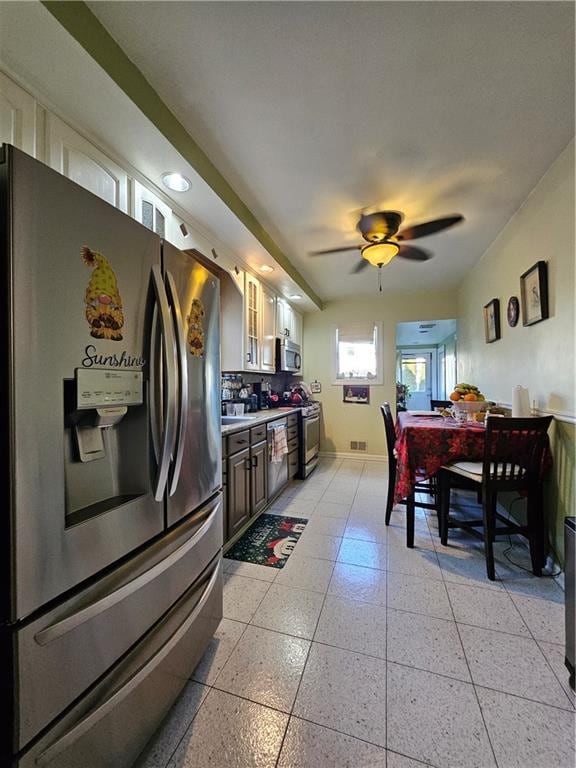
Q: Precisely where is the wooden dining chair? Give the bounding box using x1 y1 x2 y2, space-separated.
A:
438 416 553 580
380 403 437 545
430 399 452 410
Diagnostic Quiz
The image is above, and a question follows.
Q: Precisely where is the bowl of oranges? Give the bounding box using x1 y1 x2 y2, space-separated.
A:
449 384 487 419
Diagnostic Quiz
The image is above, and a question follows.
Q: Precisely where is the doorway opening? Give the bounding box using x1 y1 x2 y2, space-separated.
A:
396 320 457 411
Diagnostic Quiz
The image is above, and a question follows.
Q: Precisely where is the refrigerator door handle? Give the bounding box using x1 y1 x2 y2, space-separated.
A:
165 269 189 496
151 264 178 501
34 495 221 647
34 562 221 767
149 304 161 463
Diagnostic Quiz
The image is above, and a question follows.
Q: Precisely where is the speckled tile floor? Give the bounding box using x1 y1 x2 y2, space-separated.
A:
136 459 575 768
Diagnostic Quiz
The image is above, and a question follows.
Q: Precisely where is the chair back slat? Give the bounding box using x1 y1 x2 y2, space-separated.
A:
380 403 397 456
483 416 552 484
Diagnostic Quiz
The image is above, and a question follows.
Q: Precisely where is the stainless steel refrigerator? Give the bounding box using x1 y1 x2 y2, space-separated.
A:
0 145 223 767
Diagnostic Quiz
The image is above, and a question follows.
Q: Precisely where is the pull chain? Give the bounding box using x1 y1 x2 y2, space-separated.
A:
378 265 382 292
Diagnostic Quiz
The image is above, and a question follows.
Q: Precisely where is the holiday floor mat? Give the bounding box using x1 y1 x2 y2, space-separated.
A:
224 514 308 569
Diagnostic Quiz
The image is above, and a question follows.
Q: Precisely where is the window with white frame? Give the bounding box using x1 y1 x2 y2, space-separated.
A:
333 321 382 384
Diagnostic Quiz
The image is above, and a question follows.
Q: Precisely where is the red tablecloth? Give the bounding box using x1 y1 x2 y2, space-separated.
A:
394 412 485 503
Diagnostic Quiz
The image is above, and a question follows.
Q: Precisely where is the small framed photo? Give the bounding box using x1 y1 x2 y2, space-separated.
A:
483 299 501 343
520 261 549 326
343 386 370 404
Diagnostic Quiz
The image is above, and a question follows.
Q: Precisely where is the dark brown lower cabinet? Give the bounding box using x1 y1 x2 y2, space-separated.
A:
288 449 299 480
227 447 250 540
251 440 268 516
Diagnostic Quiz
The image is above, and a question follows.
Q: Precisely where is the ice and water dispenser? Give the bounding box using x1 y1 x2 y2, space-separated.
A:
64 368 149 526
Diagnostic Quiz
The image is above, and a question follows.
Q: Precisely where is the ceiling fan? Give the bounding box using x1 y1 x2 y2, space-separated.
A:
309 211 464 274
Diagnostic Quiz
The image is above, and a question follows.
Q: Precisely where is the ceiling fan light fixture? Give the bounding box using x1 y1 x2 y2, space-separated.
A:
361 241 399 267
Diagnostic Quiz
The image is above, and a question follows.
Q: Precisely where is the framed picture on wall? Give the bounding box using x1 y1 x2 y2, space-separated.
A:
343 386 370 404
483 299 501 343
520 261 549 326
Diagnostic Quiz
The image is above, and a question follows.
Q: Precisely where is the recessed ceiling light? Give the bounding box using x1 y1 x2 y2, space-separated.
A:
161 172 191 192
258 265 275 273
289 294 302 300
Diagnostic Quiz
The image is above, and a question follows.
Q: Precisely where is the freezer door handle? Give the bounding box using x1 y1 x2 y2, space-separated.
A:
35 561 221 767
34 496 221 647
165 269 189 497
151 264 178 501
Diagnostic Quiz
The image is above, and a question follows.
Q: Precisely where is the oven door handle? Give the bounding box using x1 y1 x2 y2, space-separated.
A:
305 415 320 426
35 563 221 767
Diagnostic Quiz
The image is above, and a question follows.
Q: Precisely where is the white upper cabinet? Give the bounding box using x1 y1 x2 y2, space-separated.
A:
260 283 277 373
276 299 302 346
244 272 261 371
132 179 171 239
46 114 128 212
291 309 303 348
276 299 289 339
0 72 37 156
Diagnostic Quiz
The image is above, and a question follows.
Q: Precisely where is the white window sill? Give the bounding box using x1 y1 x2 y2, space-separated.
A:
332 380 382 386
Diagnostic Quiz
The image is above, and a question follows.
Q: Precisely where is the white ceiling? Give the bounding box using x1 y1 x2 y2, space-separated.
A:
0 1 320 310
87 1 575 301
396 319 457 347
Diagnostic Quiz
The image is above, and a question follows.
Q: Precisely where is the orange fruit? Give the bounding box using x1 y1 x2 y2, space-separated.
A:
463 393 477 402
449 391 461 401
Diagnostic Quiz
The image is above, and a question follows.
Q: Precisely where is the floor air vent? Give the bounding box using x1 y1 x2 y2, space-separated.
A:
350 441 367 452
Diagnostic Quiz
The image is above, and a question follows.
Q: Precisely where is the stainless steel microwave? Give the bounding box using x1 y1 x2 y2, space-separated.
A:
276 338 302 373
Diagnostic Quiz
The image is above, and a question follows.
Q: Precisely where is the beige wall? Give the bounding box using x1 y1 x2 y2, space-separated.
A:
302 290 459 456
456 139 575 564
457 140 575 416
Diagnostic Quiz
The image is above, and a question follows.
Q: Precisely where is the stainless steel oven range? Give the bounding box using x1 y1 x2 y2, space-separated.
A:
298 402 321 478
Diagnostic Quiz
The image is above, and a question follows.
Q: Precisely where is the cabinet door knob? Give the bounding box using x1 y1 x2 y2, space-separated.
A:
251 454 258 468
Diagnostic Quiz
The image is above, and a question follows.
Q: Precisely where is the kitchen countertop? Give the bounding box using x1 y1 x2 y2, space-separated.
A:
221 407 301 435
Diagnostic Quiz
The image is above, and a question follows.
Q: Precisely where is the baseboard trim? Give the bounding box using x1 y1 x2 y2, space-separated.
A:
319 451 387 462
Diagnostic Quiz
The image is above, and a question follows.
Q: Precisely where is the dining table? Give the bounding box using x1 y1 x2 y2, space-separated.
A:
394 410 486 505
393 410 552 550
393 410 487 547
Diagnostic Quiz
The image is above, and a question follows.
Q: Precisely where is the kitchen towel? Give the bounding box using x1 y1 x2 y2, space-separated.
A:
512 385 531 417
271 424 288 462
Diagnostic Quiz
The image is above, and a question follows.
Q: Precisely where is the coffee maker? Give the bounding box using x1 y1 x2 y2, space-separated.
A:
252 381 268 409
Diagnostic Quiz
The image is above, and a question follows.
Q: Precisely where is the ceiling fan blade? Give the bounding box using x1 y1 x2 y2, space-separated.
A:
397 215 464 241
350 259 370 274
397 245 433 262
308 245 362 256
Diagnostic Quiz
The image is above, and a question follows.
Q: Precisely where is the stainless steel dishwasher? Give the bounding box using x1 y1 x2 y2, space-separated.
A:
267 417 288 500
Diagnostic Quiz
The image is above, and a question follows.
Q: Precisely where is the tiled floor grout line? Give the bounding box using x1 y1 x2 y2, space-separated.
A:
441 550 502 768
385 473 390 762
150 582 256 768
427 497 575 737
174 461 571 767
280 715 438 768
503 584 575 711
153 576 267 767
272 461 362 767
533 637 575 711
151 682 211 768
